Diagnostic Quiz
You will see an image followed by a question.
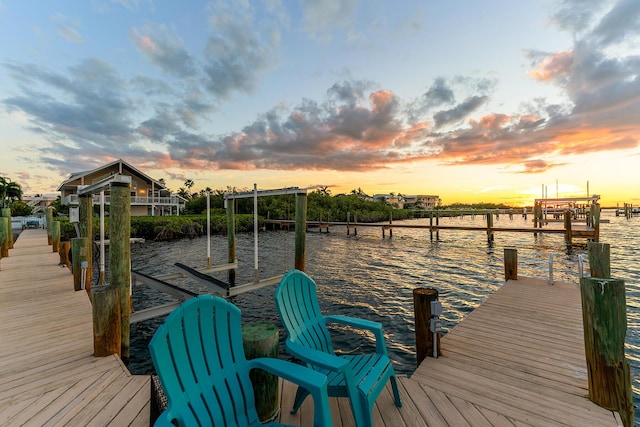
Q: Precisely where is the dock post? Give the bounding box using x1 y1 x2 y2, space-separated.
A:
226 198 236 286
92 286 121 357
59 240 70 266
504 248 517 280
243 322 280 422
71 237 90 291
592 203 601 242
46 207 53 245
0 217 8 258
563 211 572 246
109 181 131 364
354 212 358 236
51 220 60 253
389 211 393 238
1 208 13 249
294 192 307 271
436 211 439 240
588 242 610 279
580 242 634 427
429 211 433 241
413 287 441 365
486 212 494 243
347 211 350 236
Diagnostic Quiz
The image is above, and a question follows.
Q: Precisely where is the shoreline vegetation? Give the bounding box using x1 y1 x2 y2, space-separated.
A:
49 191 516 242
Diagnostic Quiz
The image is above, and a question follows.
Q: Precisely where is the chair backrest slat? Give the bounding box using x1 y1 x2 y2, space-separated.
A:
275 270 334 354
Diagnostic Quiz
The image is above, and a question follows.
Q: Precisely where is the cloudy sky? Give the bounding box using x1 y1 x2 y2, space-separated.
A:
1 0 639 205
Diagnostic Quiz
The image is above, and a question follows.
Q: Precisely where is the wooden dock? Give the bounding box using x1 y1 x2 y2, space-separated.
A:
1 229 622 426
0 229 149 426
278 277 622 426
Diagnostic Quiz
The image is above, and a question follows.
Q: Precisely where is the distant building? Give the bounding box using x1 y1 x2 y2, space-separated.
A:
374 193 440 210
57 159 186 216
21 193 58 213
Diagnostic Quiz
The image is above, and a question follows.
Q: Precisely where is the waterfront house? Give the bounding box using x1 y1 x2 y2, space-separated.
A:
57 159 186 216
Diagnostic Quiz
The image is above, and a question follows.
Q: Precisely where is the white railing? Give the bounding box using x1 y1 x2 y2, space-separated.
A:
63 194 184 206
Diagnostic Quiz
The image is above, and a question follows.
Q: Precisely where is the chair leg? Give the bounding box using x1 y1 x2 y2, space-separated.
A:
291 386 310 414
390 376 403 407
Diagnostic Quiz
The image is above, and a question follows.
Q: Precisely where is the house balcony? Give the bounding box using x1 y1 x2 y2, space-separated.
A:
63 194 184 207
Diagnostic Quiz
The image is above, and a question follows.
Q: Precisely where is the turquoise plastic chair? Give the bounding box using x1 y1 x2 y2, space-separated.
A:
149 295 333 427
275 270 402 427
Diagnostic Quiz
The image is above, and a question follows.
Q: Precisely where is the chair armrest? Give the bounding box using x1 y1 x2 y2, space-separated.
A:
286 339 349 372
154 409 177 426
324 315 388 355
248 358 333 427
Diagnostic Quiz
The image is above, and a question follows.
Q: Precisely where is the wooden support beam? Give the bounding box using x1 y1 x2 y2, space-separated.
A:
109 181 131 364
413 287 441 365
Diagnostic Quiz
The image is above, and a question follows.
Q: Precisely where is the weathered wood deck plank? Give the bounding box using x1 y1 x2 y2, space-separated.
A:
0 229 149 426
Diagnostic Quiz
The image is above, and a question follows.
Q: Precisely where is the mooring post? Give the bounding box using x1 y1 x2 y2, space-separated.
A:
592 203 601 242
1 208 13 249
563 210 572 246
580 243 634 426
46 207 53 245
243 322 280 422
109 181 131 364
92 286 121 357
294 192 307 271
504 248 517 280
0 217 8 258
436 211 440 240
429 211 433 241
389 211 393 238
51 220 60 253
486 212 494 243
225 197 236 286
353 211 358 236
413 287 442 365
588 242 610 279
59 240 70 266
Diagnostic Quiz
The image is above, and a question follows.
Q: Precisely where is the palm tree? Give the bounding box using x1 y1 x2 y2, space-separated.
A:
0 177 23 208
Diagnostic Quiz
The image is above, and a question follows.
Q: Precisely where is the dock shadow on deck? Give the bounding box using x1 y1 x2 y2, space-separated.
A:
0 229 149 426
279 277 622 426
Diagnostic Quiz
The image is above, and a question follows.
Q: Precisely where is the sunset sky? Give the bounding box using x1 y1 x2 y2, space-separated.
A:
1 0 638 206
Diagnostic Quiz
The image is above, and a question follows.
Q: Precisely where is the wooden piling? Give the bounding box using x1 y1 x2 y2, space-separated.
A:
51 220 60 253
389 211 393 238
413 287 441 365
563 210 572 246
46 207 53 245
59 240 70 266
580 278 634 426
588 242 610 279
429 212 433 241
486 212 494 243
92 286 121 357
294 193 307 271
504 248 517 280
1 208 13 249
580 242 634 427
71 237 90 291
242 322 280 422
226 198 236 286
109 182 131 364
0 217 8 258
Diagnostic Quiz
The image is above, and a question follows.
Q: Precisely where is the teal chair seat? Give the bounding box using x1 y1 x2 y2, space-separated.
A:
149 294 333 427
275 270 402 427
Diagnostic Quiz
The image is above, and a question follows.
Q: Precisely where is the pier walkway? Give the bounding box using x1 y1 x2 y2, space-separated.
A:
1 229 621 426
0 229 149 426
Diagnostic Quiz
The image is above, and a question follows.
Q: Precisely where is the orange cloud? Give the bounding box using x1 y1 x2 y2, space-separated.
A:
528 50 573 81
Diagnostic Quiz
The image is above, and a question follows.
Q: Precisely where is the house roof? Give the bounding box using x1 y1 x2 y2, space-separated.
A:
57 159 168 192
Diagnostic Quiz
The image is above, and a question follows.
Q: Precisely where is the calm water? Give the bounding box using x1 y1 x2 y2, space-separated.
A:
128 210 639 410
